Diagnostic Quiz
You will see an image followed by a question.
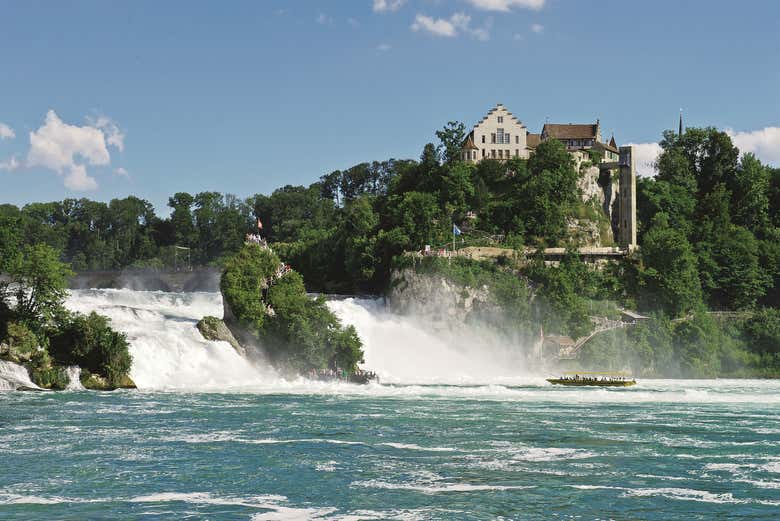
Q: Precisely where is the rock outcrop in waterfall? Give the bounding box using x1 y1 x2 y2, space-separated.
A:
206 242 366 377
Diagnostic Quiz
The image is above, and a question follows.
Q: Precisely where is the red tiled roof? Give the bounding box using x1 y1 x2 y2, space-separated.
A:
542 123 598 140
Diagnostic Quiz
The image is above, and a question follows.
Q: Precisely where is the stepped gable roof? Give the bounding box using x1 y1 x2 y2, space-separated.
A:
461 131 479 150
542 123 599 140
474 103 525 129
526 133 542 148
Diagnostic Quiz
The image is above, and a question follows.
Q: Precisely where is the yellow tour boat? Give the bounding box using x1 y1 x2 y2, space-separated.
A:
547 371 636 387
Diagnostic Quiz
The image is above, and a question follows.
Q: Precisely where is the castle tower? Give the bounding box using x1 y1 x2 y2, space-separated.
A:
618 146 637 250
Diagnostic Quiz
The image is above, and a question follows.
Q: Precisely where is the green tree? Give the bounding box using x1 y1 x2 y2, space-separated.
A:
435 121 467 165
220 243 280 335
732 153 770 230
168 192 198 248
48 311 132 388
639 214 703 317
0 244 73 330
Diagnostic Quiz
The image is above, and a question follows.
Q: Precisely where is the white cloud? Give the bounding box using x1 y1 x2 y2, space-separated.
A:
411 12 490 40
0 123 15 140
0 155 20 171
625 142 662 177
412 14 458 37
316 12 333 25
377 43 392 52
726 127 780 166
373 0 406 13
87 114 125 152
347 17 360 27
531 23 544 33
467 0 545 12
114 167 130 178
26 110 123 191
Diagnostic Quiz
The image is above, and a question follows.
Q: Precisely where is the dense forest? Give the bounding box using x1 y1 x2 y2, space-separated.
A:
1 124 778 376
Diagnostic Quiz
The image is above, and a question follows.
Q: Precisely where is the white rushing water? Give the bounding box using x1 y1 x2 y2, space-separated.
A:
64 366 85 390
58 289 780 404
326 297 532 384
0 360 40 391
64 290 276 391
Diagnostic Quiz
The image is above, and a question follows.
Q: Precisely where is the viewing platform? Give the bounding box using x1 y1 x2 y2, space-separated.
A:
408 245 633 263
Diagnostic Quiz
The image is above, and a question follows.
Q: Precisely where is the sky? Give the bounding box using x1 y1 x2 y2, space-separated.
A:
1 0 779 214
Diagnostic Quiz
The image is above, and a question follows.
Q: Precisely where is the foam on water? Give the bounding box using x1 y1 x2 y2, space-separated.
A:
65 289 276 390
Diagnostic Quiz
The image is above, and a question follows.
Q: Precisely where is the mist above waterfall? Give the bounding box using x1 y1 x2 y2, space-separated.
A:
327 298 535 384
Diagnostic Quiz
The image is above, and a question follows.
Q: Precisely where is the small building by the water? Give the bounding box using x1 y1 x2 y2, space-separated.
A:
620 310 650 324
543 335 575 357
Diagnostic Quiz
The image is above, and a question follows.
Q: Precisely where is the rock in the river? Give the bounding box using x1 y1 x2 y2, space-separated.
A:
197 316 246 357
80 371 136 391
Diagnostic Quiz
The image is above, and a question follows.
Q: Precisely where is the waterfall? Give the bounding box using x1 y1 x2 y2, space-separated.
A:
65 366 85 390
326 297 531 384
60 289 531 391
64 289 277 391
0 360 40 391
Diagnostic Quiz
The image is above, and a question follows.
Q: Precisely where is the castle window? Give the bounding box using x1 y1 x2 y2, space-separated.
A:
482 149 485 158
491 149 496 158
496 128 505 144
481 135 485 144
497 116 503 123
515 149 519 157
505 133 510 144
516 135 519 144
491 133 496 144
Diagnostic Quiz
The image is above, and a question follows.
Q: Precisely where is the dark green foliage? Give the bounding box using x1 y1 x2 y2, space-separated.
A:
48 311 132 388
0 243 133 389
0 244 74 331
742 308 780 355
435 121 467 165
638 127 776 313
220 244 365 374
638 214 703 317
220 243 280 334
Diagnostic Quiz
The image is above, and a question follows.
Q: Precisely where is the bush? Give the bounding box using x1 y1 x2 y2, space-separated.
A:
742 308 780 355
220 243 280 335
48 311 132 388
220 244 365 374
0 321 40 363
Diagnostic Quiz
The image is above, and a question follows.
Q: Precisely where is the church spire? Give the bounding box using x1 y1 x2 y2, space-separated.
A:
678 109 684 138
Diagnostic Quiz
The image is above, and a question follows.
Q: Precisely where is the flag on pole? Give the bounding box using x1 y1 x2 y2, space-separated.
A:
452 224 462 236
257 218 263 230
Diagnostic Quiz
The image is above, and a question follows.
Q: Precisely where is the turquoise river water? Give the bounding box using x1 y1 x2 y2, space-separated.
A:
1 290 778 520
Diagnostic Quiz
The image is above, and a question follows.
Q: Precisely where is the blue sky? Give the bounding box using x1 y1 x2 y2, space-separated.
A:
1 0 779 214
